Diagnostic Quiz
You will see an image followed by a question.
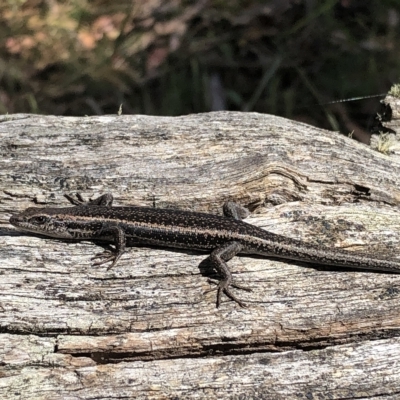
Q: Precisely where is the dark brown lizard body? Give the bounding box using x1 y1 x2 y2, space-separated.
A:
9 193 400 307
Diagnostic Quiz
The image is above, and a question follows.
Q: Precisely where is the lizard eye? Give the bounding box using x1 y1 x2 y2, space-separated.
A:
30 216 48 225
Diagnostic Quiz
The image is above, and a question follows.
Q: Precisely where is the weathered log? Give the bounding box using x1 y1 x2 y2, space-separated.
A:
1 87 400 398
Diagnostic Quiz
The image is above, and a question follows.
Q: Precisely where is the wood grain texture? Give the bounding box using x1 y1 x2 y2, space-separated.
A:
1 90 400 398
2 335 400 399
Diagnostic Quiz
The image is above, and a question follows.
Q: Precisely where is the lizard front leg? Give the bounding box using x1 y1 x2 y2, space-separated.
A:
65 193 114 207
91 225 126 270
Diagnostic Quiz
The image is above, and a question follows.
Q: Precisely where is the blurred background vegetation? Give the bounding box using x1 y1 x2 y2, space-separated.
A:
1 0 399 142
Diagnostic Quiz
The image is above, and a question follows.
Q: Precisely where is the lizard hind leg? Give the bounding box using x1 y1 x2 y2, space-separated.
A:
208 241 252 308
223 201 251 220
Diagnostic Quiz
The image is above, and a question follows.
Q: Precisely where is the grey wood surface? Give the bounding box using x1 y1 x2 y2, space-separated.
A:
1 90 400 399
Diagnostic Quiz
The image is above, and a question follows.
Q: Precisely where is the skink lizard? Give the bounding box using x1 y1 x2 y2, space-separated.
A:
9 193 400 307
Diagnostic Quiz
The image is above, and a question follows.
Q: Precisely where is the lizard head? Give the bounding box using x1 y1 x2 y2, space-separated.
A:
9 207 75 239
